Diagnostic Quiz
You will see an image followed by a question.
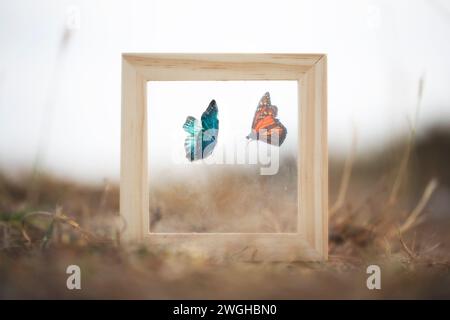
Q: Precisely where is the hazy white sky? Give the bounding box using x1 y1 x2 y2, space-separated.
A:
0 0 449 183
148 81 298 178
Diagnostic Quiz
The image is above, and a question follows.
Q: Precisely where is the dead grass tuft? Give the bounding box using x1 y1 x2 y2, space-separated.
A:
1 127 450 298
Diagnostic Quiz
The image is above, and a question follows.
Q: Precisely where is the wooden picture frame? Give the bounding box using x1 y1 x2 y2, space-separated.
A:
121 54 327 261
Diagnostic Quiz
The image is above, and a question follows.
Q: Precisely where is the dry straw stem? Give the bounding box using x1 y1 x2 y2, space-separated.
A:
398 178 438 234
21 209 107 246
330 125 357 217
389 75 425 204
398 229 418 260
389 122 415 204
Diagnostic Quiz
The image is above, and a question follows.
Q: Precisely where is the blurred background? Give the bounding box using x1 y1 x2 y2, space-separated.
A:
1 0 449 183
1 0 450 299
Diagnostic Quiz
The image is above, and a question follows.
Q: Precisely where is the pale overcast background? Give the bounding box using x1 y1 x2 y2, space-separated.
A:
0 0 449 183
147 81 298 178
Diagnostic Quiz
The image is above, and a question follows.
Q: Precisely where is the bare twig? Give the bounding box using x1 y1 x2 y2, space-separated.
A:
398 178 438 234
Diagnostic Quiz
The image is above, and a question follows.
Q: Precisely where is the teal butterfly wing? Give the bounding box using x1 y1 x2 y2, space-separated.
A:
200 100 219 159
183 116 202 161
183 100 219 161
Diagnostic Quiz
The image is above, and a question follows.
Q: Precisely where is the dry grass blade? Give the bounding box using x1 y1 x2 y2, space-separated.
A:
389 75 425 204
21 209 110 246
389 126 414 204
330 126 357 216
21 211 54 246
420 242 441 255
0 221 9 249
53 211 111 243
398 229 418 260
98 180 112 212
398 178 438 234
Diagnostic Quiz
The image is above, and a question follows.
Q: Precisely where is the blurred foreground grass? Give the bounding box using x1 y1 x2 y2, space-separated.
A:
0 127 450 299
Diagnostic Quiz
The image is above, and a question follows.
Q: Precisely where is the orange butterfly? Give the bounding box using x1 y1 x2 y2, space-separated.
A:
246 92 287 146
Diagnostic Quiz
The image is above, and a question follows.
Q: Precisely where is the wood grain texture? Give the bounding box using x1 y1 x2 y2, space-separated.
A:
120 58 149 241
144 233 322 262
121 53 328 261
123 53 322 80
299 55 328 259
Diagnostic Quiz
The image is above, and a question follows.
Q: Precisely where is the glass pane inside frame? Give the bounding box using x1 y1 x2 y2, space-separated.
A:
147 80 299 233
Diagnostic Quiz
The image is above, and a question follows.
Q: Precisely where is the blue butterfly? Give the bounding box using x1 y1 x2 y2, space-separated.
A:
183 100 219 161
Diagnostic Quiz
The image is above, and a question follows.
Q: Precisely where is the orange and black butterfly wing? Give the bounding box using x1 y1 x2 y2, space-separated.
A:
256 119 287 146
247 92 287 146
250 92 277 129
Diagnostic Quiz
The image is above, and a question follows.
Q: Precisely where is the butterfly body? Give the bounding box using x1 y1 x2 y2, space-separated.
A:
183 100 219 161
246 92 287 146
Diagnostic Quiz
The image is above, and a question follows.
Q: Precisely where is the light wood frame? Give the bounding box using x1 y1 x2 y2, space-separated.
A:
121 54 327 261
